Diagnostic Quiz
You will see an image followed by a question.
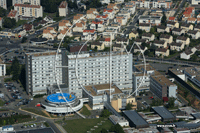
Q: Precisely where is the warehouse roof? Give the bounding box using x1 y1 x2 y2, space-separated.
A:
152 106 175 120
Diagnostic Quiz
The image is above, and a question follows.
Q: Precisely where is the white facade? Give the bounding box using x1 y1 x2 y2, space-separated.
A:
0 0 7 9
0 64 6 76
59 1 68 17
139 16 162 26
14 4 43 18
13 0 40 5
25 51 62 96
109 115 129 127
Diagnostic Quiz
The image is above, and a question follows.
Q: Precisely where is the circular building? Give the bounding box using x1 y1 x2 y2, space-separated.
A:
30 38 48 45
41 93 83 114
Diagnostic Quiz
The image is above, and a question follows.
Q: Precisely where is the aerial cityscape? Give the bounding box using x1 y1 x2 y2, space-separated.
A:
0 0 199 132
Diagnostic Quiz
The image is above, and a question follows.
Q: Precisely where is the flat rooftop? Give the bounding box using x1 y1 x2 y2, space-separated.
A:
151 75 175 87
25 51 57 57
11 127 55 133
123 110 149 127
84 84 123 96
152 106 175 120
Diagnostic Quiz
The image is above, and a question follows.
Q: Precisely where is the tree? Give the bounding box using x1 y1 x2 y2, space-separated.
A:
125 103 133 110
109 124 125 133
11 57 20 81
161 11 167 26
101 109 111 117
0 7 7 17
150 26 157 34
19 64 26 90
3 17 16 28
167 97 176 108
21 37 27 43
141 42 149 48
101 128 108 133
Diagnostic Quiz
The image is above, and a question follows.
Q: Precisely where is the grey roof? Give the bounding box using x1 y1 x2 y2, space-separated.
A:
191 113 200 119
172 28 182 32
123 110 148 126
187 30 198 34
11 127 55 133
174 122 200 129
152 106 175 120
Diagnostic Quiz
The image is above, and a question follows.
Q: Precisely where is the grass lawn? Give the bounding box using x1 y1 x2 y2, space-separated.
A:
23 108 49 117
0 99 5 106
91 119 113 133
63 117 111 133
16 20 28 27
80 105 91 116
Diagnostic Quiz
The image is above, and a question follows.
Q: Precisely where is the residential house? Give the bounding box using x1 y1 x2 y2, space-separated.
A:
107 22 121 32
113 43 126 52
7 10 18 22
42 27 57 40
82 29 97 41
57 27 73 40
187 30 200 39
91 41 104 50
0 18 2 28
153 40 167 48
103 27 117 40
43 16 55 24
138 15 162 26
96 14 109 25
73 21 86 32
114 15 128 26
181 23 194 32
103 8 115 19
86 8 99 20
160 34 173 44
99 38 110 47
125 3 136 14
23 24 34 32
129 31 138 39
73 14 85 23
107 3 119 14
139 23 151 32
197 18 200 23
170 42 184 51
155 48 169 57
182 7 195 20
157 25 170 33
166 21 179 29
180 48 197 59
134 38 147 46
194 25 200 31
168 17 176 22
133 45 148 53
58 20 71 31
142 33 155 41
176 36 190 46
90 20 105 32
115 38 129 45
118 9 131 19
172 28 185 35
58 1 68 17
187 17 196 24
14 4 43 18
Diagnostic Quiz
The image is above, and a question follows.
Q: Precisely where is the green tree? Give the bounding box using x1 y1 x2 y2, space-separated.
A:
125 103 133 110
101 128 108 133
167 97 176 108
3 17 16 28
150 26 157 34
109 124 125 133
101 109 111 117
21 37 27 43
161 11 167 26
11 57 20 81
0 7 7 17
19 64 26 90
141 42 149 48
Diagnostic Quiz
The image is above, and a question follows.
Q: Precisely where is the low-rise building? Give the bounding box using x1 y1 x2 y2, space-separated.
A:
187 17 196 24
82 29 97 41
139 23 151 32
113 43 126 52
115 38 129 45
150 75 177 100
166 21 179 29
57 27 73 40
90 20 105 32
129 31 138 39
103 8 115 19
142 33 155 41
181 23 194 32
7 10 18 22
58 1 68 17
96 14 109 25
170 42 184 51
155 48 169 57
42 27 57 40
109 115 129 127
176 36 190 46
138 15 162 26
152 106 176 121
58 20 71 31
91 41 104 50
172 28 185 35
180 48 197 60
73 21 86 32
23 24 34 32
68 43 87 52
194 25 200 31
99 38 111 47
160 34 173 44
153 40 167 48
157 25 169 33
86 8 99 20
134 38 147 45
168 16 176 22
187 30 200 39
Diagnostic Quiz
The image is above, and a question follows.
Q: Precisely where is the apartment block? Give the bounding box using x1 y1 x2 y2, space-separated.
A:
0 0 7 9
139 16 162 26
14 4 43 18
150 75 177 101
25 51 62 96
62 52 133 98
12 0 40 5
0 64 6 76
59 1 68 17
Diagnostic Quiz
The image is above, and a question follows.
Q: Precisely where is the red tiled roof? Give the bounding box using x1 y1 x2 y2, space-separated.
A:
7 10 17 17
83 29 95 33
23 24 33 31
103 9 113 13
14 4 41 8
96 14 108 19
92 21 103 24
105 38 110 42
183 7 195 15
59 1 67 8
169 17 175 21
